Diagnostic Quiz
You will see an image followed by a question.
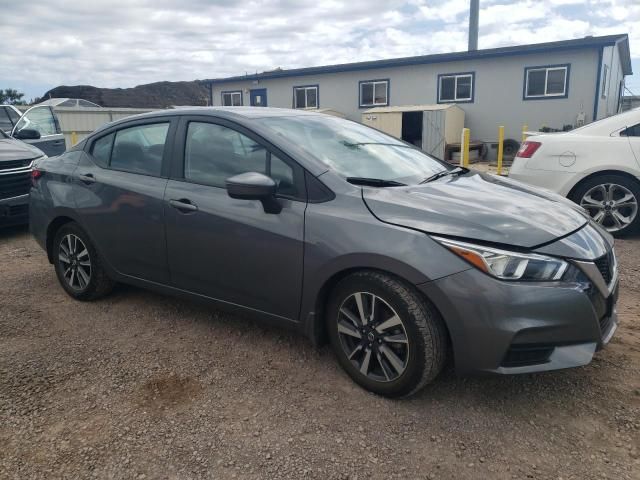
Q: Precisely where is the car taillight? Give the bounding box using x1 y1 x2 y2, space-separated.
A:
31 168 44 186
516 141 541 158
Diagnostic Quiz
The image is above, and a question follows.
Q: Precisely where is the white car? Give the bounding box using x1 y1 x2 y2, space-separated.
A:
510 108 640 236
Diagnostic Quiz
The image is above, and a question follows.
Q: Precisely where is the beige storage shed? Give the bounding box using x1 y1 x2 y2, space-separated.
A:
361 104 464 160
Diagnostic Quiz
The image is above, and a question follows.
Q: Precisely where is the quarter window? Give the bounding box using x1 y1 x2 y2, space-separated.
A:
222 91 242 106
438 73 474 103
90 123 169 176
90 133 114 168
293 86 319 109
524 65 569 98
620 124 640 137
0 108 13 133
360 80 389 107
184 122 298 196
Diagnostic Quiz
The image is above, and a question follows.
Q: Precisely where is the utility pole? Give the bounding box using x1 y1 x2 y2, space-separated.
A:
468 0 479 51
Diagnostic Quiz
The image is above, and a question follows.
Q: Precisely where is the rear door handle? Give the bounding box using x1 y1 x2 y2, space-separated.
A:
78 173 96 184
169 198 198 213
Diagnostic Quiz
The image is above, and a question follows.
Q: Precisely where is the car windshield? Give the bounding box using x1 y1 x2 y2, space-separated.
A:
260 115 450 185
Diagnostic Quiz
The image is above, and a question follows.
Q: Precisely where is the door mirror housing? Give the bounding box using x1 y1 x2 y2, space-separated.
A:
14 128 41 140
226 172 281 214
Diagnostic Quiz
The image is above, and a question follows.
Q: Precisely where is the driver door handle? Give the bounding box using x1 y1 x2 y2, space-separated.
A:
78 173 96 184
169 198 198 213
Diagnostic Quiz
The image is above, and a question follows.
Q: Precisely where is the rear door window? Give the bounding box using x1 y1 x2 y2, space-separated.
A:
89 123 169 176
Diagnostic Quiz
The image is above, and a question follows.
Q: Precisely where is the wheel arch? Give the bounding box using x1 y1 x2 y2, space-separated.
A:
567 169 640 200
304 265 452 353
46 216 76 264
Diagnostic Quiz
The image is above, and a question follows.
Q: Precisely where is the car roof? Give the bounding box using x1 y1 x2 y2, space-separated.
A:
87 107 335 177
91 106 329 134
570 106 640 136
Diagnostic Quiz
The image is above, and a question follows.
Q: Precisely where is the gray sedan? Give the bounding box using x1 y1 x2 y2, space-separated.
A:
29 108 618 397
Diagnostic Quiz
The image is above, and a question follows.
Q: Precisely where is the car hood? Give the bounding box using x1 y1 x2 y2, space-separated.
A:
0 137 44 162
362 171 589 249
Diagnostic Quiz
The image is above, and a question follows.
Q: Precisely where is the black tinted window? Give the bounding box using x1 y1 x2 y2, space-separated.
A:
621 124 640 137
91 133 114 167
0 108 12 132
184 122 297 195
6 107 20 124
110 123 169 176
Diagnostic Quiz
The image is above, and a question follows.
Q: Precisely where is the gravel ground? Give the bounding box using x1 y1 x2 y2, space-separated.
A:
0 225 638 480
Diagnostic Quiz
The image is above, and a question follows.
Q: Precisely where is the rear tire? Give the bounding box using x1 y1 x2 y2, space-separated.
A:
570 174 640 237
53 222 115 301
327 271 447 398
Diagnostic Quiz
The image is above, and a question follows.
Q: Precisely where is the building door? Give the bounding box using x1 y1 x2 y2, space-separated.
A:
250 89 267 107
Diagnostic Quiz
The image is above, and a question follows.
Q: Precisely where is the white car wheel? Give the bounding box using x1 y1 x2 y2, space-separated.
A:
573 175 640 236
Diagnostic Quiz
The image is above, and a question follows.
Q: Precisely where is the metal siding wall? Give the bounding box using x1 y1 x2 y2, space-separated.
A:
422 110 445 159
211 48 599 148
54 107 157 145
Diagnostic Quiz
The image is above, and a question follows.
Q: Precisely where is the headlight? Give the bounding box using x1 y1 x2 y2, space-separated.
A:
434 237 569 281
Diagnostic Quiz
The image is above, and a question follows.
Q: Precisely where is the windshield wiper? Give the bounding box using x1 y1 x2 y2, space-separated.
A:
346 177 407 187
419 167 467 184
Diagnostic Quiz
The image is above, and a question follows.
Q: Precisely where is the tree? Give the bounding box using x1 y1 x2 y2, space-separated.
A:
0 89 26 105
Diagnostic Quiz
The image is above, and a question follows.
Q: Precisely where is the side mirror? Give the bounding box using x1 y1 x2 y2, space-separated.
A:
226 172 281 214
14 128 41 140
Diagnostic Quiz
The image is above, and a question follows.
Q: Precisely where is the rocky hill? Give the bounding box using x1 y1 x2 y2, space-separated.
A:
39 81 210 108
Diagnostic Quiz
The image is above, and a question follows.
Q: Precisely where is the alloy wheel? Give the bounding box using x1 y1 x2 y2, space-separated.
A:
580 183 638 233
336 292 409 383
58 234 92 290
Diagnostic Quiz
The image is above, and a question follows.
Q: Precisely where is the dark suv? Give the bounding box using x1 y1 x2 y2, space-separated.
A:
29 108 618 397
0 128 46 226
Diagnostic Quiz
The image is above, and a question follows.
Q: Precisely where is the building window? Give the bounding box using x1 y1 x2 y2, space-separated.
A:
524 65 570 99
438 73 474 103
359 80 389 108
601 64 609 99
293 85 319 109
221 91 242 106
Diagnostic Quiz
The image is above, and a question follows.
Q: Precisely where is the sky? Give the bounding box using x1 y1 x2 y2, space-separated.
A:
1 0 639 102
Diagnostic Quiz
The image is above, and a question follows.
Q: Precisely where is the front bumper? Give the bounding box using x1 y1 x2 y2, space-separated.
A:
418 267 618 375
0 194 29 226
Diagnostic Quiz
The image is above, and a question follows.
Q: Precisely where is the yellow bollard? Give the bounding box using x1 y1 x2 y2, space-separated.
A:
522 124 528 143
460 128 470 168
497 126 505 176
71 131 78 146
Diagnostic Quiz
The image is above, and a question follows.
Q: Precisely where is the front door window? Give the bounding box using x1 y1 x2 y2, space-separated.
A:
14 106 59 137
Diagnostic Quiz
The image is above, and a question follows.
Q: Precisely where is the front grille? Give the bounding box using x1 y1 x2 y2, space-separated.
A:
501 345 554 368
0 171 31 200
594 251 614 285
0 159 33 171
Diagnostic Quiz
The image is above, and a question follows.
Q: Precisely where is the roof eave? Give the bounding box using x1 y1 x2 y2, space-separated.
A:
615 36 633 76
206 34 631 85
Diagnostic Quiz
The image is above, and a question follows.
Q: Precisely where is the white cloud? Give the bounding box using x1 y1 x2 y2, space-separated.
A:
0 0 637 99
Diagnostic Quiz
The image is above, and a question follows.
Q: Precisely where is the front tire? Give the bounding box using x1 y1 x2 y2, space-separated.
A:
327 271 447 398
53 222 115 301
571 174 640 236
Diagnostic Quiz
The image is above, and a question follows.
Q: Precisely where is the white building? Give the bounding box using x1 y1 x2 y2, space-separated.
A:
206 34 632 159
